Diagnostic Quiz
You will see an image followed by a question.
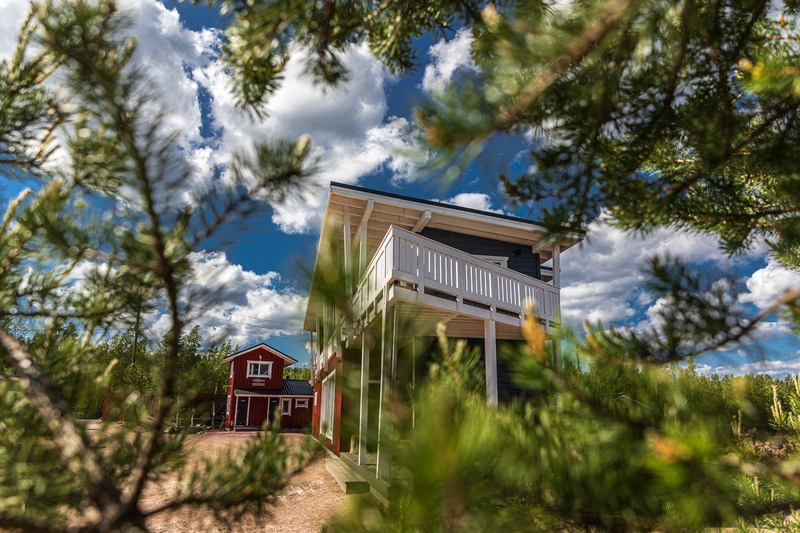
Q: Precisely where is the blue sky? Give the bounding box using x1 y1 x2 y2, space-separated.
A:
2 0 800 376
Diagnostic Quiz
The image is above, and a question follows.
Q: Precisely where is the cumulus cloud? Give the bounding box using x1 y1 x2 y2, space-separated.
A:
740 258 800 309
560 219 734 325
5 1 423 233
121 0 218 148
421 29 477 93
147 251 307 346
196 43 425 233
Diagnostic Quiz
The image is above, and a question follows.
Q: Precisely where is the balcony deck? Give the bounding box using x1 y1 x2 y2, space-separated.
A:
353 226 561 337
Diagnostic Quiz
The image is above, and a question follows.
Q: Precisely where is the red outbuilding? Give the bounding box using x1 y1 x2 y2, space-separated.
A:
220 343 312 430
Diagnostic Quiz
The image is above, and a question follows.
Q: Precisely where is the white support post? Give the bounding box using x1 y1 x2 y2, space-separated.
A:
358 331 370 465
552 243 563 372
553 338 563 372
484 319 498 406
315 316 322 375
309 330 315 378
376 299 395 480
552 243 561 289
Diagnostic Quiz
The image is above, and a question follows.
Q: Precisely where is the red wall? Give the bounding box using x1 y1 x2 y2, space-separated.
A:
244 397 312 428
279 398 313 429
232 346 287 390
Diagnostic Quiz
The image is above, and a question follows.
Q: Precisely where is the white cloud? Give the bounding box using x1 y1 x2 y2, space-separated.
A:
121 0 218 148
421 29 477 93
696 356 800 378
2 0 219 197
432 192 504 214
148 251 307 346
560 219 734 325
0 0 29 62
5 1 422 233
740 258 800 309
196 42 423 233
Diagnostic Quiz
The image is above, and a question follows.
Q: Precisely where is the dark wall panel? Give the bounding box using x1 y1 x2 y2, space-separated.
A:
420 227 541 279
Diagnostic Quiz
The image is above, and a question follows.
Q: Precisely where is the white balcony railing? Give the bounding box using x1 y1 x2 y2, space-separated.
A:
354 226 560 327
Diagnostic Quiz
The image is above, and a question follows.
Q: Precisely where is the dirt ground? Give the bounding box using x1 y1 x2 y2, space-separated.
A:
142 432 352 533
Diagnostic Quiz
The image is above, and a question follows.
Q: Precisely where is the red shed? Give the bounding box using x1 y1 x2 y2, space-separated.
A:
220 344 313 430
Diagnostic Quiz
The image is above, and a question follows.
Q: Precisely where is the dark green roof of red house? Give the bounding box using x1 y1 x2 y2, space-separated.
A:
234 379 312 397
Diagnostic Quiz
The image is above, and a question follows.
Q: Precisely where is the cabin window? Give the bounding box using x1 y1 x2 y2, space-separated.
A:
476 255 508 268
296 398 309 409
320 371 335 440
280 398 292 416
247 361 272 378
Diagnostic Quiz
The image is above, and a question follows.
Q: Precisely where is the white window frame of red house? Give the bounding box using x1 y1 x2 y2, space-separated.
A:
280 398 292 416
320 371 335 440
296 398 309 409
246 361 273 378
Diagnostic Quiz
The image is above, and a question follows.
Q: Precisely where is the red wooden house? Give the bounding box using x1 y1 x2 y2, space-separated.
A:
220 344 313 430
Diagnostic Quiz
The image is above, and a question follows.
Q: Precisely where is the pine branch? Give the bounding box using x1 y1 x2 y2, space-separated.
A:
0 327 122 519
676 285 800 361
492 0 634 131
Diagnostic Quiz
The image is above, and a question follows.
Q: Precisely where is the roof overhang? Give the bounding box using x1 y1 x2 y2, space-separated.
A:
219 343 298 366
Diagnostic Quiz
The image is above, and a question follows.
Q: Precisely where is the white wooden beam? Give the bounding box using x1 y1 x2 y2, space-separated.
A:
343 206 352 295
356 199 375 276
354 199 374 243
358 331 370 465
532 238 555 254
484 319 498 406
412 210 431 233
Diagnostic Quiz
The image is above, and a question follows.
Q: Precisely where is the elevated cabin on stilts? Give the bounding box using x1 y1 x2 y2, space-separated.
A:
303 182 585 500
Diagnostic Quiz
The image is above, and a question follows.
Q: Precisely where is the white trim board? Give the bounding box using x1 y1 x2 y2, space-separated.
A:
219 343 299 365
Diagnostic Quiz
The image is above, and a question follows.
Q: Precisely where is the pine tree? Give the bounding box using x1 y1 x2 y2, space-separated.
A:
220 1 800 530
0 1 315 530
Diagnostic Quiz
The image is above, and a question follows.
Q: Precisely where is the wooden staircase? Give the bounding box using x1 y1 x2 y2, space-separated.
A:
325 458 369 494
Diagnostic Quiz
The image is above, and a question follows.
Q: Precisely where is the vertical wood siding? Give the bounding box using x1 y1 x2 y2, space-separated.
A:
231 346 286 390
248 397 270 426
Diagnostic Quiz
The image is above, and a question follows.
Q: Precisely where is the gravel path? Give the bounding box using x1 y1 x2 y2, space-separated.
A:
142 432 352 532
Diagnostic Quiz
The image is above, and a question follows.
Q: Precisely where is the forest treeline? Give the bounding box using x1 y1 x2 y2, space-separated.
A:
0 320 310 420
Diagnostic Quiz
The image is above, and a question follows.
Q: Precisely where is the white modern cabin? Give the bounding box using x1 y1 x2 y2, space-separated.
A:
303 182 584 491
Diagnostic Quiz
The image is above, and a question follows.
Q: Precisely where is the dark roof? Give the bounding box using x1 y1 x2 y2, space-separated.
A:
330 181 587 236
234 379 313 397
